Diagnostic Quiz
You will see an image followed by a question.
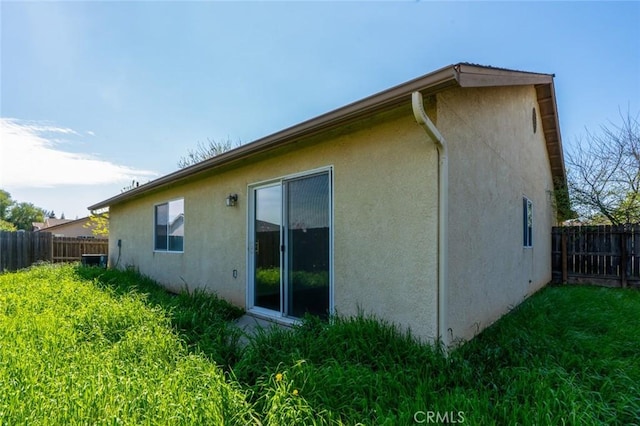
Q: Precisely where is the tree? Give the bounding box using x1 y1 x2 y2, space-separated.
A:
0 189 52 231
566 110 640 225
0 219 16 231
0 189 12 221
7 202 45 230
177 137 240 169
84 211 109 237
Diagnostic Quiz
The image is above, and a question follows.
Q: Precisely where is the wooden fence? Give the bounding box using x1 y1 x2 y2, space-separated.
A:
0 231 108 272
52 236 109 263
552 224 640 288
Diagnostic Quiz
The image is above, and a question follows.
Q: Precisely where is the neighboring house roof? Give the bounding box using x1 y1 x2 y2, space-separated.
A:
33 216 101 237
32 218 73 231
89 63 566 212
35 217 82 231
169 214 184 236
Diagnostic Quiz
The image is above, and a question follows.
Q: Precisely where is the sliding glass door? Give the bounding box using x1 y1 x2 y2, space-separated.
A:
254 184 282 312
285 173 330 318
251 170 331 319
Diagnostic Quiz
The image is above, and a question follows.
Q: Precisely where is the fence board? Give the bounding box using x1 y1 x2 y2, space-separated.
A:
0 231 107 272
51 237 109 263
552 224 639 288
0 231 53 271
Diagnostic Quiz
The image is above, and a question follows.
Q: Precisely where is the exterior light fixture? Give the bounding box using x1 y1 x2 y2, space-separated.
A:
226 194 238 207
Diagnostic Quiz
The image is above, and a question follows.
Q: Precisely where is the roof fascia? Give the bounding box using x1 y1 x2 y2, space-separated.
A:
39 217 88 231
454 63 554 88
453 64 567 192
89 63 566 212
89 65 459 211
535 81 567 185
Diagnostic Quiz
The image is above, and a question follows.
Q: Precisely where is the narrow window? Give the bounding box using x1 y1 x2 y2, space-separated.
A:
523 197 533 247
155 199 184 252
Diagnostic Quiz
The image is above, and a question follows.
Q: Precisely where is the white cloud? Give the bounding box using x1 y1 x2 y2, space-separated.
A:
0 118 157 189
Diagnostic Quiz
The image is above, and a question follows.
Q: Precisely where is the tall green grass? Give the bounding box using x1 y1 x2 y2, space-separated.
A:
235 287 639 424
235 287 640 425
452 285 640 425
75 266 245 369
1 264 638 425
0 264 256 425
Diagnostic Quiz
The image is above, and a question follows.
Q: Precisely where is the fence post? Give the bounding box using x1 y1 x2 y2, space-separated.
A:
620 225 628 288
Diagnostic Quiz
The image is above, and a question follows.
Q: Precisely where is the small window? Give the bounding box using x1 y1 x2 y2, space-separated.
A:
523 197 533 247
155 199 184 252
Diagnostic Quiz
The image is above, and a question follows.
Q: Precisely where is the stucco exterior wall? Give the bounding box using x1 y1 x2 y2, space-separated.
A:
108 108 440 340
439 86 555 343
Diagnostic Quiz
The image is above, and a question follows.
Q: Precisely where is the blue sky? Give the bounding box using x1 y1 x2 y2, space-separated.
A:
1 1 639 219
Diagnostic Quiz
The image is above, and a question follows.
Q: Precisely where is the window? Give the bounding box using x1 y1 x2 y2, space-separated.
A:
523 197 533 247
155 199 184 252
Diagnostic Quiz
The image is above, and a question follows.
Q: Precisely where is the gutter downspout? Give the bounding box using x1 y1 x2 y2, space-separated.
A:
411 91 449 350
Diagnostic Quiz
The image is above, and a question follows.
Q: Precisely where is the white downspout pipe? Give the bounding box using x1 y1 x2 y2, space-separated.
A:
411 91 449 350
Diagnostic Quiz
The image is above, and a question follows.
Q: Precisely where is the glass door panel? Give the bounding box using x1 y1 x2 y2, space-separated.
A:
254 185 282 311
285 173 330 318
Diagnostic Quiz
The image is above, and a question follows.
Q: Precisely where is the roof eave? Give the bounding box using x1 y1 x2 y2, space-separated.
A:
454 63 554 87
89 64 460 211
453 64 567 189
534 81 567 186
89 63 567 212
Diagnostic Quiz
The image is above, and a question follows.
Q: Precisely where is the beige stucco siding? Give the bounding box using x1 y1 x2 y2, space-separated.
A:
108 109 440 340
439 86 554 342
42 220 99 238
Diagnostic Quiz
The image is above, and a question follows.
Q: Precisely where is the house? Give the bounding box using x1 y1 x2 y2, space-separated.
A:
89 63 567 345
33 216 102 238
32 217 72 232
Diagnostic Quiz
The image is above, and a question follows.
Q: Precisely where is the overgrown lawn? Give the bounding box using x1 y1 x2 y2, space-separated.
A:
1 264 638 425
0 264 256 424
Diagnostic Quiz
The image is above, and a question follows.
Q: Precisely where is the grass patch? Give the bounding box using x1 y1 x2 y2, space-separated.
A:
237 289 639 424
0 264 255 424
1 264 638 424
75 266 245 369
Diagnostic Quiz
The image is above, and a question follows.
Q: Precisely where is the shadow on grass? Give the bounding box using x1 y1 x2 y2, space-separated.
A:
74 265 245 370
